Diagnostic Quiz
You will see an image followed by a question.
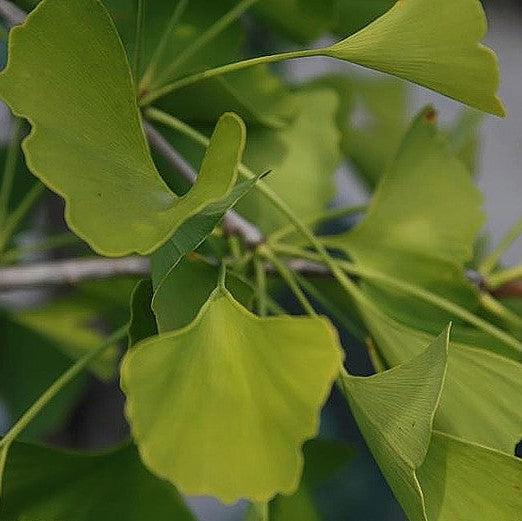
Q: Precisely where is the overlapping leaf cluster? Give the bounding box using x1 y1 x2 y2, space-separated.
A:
0 1 520 520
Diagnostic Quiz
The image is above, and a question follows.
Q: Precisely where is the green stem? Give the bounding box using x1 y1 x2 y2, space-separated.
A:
254 254 268 317
0 325 128 450
479 292 522 332
0 182 45 252
293 272 366 342
261 246 316 316
479 216 522 275
268 204 366 245
132 0 145 85
144 109 362 303
140 48 321 106
273 243 522 357
229 267 285 316
140 0 189 90
0 118 23 227
488 264 522 289
151 0 262 91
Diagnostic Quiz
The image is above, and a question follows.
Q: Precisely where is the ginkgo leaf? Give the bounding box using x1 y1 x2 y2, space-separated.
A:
325 108 485 332
245 438 353 521
341 327 449 521
341 327 522 520
417 432 522 521
355 298 522 454
0 0 245 256
237 89 341 232
152 255 254 333
324 0 505 116
121 287 344 503
0 442 195 521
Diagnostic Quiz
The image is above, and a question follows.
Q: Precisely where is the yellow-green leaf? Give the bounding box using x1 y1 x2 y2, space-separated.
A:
121 287 344 503
342 327 522 520
325 0 505 116
0 0 245 256
356 300 522 454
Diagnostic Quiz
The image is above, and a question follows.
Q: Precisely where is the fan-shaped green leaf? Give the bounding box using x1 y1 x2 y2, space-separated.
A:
417 432 522 521
0 443 195 521
237 89 341 232
342 327 522 520
342 327 449 520
0 0 245 256
324 0 505 116
355 299 522 454
121 287 344 503
326 108 484 332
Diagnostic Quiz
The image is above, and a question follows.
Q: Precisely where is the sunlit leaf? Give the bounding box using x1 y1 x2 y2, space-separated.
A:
342 328 449 520
237 89 341 232
245 438 353 520
0 442 195 520
324 0 505 116
0 0 245 256
326 108 484 333
354 299 522 454
121 287 343 503
342 327 522 520
417 432 522 521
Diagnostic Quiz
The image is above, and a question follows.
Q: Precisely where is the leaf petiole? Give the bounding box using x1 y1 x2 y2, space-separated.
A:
273 243 522 358
150 0 262 91
260 245 316 316
479 215 522 275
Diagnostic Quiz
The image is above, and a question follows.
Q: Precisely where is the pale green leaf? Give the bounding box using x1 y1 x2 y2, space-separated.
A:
237 89 341 232
0 0 245 256
325 0 505 116
245 438 353 520
0 443 195 521
341 328 450 520
342 327 522 520
121 287 344 503
326 108 485 332
355 300 522 454
417 432 522 521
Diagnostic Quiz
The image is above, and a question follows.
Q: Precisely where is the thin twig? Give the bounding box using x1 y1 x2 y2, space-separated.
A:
0 256 150 289
0 256 330 291
0 0 25 27
144 122 264 247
